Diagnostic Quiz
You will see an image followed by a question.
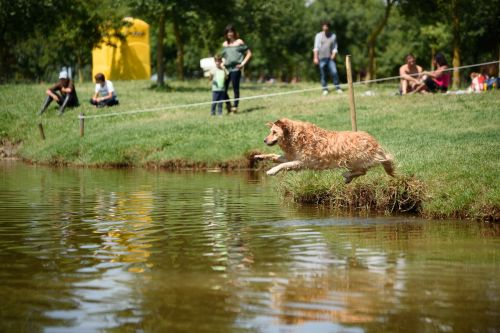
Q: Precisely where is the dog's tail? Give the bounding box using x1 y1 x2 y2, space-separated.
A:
381 153 395 177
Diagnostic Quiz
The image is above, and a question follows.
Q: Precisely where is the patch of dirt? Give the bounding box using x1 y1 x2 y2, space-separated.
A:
0 139 21 159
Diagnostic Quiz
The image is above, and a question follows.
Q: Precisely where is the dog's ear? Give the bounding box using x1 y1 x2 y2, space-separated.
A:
274 119 286 129
274 119 289 135
266 122 274 128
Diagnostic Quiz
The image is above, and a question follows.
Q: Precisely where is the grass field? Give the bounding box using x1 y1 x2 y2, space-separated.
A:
0 79 499 221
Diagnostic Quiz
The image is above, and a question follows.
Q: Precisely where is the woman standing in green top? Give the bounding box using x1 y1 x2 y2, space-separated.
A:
221 24 252 114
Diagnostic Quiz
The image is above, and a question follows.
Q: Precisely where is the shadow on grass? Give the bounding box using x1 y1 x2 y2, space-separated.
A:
148 81 302 92
238 106 266 114
148 84 208 93
240 83 303 91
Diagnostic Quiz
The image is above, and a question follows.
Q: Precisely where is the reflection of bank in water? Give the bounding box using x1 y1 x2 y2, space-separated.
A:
202 187 255 274
270 255 406 326
93 190 155 273
46 189 156 329
241 224 408 327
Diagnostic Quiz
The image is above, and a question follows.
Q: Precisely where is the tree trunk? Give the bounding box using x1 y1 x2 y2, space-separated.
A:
365 0 395 83
173 17 184 80
77 56 84 83
157 12 166 87
431 47 435 69
78 67 84 83
0 46 13 83
367 42 376 82
451 0 461 89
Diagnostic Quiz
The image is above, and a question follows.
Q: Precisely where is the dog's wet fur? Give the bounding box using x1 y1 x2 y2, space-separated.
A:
254 118 395 183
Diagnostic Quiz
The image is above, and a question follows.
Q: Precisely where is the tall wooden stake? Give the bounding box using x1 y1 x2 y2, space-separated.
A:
346 55 357 131
79 113 85 137
38 123 45 140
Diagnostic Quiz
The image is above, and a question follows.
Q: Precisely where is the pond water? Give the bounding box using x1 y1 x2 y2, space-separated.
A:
0 161 499 333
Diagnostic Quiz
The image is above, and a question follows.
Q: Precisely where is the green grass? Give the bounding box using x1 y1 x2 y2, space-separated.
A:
0 80 499 221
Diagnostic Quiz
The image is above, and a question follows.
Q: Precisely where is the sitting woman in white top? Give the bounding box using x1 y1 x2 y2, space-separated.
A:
90 73 119 107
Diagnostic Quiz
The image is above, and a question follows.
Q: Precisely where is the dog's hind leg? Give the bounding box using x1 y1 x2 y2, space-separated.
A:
381 158 395 177
267 161 303 176
342 169 367 184
375 149 396 177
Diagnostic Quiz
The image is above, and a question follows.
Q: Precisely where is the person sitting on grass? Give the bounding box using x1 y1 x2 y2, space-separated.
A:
414 53 451 93
38 70 80 115
399 53 423 95
209 55 229 116
90 73 119 108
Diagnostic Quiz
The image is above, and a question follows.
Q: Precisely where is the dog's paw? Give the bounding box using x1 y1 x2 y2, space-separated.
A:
342 172 352 184
266 168 278 176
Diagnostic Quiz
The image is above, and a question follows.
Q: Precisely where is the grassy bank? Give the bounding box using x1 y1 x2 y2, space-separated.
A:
0 80 499 221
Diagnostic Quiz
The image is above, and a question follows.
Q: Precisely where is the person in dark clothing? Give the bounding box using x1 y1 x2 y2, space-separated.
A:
221 24 252 114
38 70 79 115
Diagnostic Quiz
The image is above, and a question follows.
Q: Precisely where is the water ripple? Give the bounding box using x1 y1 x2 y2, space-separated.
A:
0 162 499 332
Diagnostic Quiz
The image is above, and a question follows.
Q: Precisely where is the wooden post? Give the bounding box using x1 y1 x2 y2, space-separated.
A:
38 123 45 140
79 113 84 137
346 55 357 132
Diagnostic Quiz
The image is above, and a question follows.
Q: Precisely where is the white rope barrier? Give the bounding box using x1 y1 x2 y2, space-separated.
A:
79 86 324 119
353 59 500 85
79 60 499 120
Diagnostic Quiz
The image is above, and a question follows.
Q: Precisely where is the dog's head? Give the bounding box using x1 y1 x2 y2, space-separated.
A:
264 119 289 146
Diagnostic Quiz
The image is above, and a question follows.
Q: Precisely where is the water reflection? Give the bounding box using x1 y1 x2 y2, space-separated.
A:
0 161 499 332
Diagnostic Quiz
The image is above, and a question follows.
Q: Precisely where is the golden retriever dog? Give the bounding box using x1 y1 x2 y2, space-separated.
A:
254 118 395 183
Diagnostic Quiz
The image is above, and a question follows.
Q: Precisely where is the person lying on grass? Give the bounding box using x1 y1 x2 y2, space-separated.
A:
90 73 119 108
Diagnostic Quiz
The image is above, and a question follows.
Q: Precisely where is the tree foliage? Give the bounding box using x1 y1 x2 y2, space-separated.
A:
0 0 125 82
1 0 498 85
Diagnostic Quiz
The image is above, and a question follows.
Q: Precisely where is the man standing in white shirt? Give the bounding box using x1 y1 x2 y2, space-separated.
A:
90 73 119 108
313 21 342 95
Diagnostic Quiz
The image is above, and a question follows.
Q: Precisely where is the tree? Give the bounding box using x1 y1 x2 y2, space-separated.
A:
306 0 401 81
128 0 169 86
129 0 234 84
0 0 126 82
56 1 126 82
420 23 452 68
166 1 234 80
400 0 500 88
2 0 499 84
365 0 397 82
0 0 59 81
231 0 309 80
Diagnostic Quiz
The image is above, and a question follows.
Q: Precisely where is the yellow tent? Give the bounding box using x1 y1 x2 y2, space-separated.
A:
92 18 150 81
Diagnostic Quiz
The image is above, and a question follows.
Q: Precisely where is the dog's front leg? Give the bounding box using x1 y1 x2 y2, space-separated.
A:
266 161 303 176
254 153 287 163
